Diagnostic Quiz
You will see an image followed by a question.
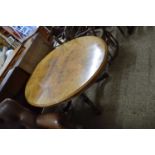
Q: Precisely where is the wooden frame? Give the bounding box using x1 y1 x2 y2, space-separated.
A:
0 45 24 80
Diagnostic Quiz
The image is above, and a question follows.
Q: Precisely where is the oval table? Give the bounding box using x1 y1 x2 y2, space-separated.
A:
25 36 108 108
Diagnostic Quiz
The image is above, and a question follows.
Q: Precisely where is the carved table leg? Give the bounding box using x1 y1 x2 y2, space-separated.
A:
80 93 102 115
63 100 72 113
96 72 109 83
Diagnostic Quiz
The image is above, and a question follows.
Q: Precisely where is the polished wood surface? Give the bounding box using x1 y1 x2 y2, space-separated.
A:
25 36 108 107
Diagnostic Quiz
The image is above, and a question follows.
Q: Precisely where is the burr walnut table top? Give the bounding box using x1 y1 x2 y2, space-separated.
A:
25 36 108 107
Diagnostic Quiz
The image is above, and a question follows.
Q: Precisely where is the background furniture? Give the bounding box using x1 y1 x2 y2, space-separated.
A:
0 27 52 91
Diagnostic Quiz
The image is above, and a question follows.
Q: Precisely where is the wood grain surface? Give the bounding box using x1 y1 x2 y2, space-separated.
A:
25 36 108 107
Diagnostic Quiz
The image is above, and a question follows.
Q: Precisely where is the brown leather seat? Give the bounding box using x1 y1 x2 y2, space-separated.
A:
0 98 37 128
0 98 63 129
36 113 62 129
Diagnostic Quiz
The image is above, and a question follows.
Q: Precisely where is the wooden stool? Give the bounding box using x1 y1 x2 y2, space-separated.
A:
25 36 108 113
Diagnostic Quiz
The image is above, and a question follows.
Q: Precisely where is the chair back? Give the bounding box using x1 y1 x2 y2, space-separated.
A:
0 98 37 128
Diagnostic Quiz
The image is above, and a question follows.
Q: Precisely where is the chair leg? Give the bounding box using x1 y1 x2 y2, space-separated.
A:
117 26 126 36
80 93 102 115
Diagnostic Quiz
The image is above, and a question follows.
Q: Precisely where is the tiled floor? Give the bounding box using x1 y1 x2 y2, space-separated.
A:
69 27 155 128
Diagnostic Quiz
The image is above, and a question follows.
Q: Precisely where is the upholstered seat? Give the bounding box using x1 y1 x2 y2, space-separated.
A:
0 98 63 129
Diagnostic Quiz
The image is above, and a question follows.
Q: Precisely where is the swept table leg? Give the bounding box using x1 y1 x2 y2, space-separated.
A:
63 100 72 113
80 93 102 115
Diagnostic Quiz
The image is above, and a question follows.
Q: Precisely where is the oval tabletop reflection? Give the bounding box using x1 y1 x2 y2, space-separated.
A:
25 36 108 107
